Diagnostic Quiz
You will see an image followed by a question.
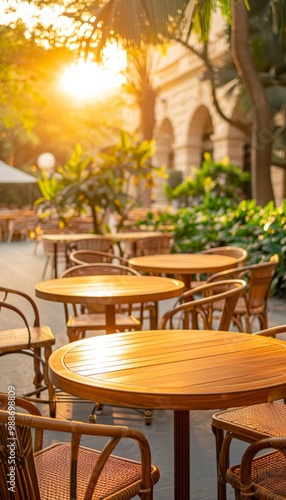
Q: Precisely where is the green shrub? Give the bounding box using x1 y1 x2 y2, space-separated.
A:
137 198 286 297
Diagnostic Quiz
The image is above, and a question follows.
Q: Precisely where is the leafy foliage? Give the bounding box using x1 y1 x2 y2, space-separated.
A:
137 197 286 297
163 155 250 207
35 131 164 233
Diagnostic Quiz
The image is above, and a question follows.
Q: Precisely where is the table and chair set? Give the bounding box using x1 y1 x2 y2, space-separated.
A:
0 230 285 499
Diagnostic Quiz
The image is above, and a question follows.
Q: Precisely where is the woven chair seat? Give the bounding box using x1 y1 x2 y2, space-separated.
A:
212 325 286 500
0 326 55 351
227 448 286 498
67 312 141 331
35 443 160 499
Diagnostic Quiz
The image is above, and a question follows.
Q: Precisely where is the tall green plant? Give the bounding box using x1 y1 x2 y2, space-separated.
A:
163 155 250 207
36 132 164 233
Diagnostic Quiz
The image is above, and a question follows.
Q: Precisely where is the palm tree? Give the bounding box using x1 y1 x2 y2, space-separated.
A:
92 0 286 205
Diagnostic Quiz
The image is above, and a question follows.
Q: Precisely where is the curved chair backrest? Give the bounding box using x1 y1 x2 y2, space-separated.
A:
69 249 129 267
71 237 113 253
135 235 173 256
200 246 248 266
158 279 247 331
0 286 40 328
61 263 141 277
207 255 279 310
0 393 158 500
253 324 286 338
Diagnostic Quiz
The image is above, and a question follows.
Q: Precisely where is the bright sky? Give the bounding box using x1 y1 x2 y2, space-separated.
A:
2 0 127 101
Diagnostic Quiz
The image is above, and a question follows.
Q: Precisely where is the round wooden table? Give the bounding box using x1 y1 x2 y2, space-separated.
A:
48 329 286 500
129 253 238 287
42 231 166 277
42 233 107 278
35 275 185 334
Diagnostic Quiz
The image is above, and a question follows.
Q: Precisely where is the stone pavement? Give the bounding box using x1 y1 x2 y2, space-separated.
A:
0 240 285 499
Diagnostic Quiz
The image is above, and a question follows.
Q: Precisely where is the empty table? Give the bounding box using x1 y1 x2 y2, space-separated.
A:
48 329 286 500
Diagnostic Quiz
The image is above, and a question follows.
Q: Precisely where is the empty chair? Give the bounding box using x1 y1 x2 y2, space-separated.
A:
67 236 113 254
206 255 279 332
158 279 247 331
0 287 56 417
69 249 129 266
212 324 286 500
190 246 248 288
61 263 141 342
200 246 248 266
135 234 173 257
0 393 160 500
226 435 286 499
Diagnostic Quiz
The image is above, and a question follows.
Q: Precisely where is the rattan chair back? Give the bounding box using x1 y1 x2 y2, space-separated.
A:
135 234 173 256
212 323 286 500
158 279 247 331
206 255 279 332
0 393 160 500
69 249 129 266
0 287 55 417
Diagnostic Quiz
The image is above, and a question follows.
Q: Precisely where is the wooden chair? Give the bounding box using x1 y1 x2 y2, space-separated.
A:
206 255 279 332
135 234 173 257
69 249 129 266
0 287 56 417
66 236 114 256
212 324 286 500
0 393 160 500
61 263 141 342
191 246 248 288
226 435 286 499
158 279 247 331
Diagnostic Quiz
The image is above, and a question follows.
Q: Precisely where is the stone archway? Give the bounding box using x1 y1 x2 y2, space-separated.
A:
186 105 214 171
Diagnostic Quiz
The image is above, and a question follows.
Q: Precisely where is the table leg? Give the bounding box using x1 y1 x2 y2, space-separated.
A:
105 304 116 334
174 410 190 500
54 242 58 278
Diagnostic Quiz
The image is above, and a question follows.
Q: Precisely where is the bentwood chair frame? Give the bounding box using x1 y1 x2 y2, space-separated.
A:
69 249 129 267
0 287 56 417
190 246 248 289
226 435 286 499
158 279 247 331
61 263 141 342
0 394 160 500
206 255 279 333
212 324 286 500
135 234 173 257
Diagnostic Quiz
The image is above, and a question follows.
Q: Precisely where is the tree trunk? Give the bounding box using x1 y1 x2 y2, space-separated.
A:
139 86 157 207
231 0 274 205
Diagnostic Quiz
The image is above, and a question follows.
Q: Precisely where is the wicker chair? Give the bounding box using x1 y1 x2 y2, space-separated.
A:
206 255 279 333
226 435 286 499
212 324 286 500
135 234 173 257
61 263 141 342
158 279 247 331
190 246 248 288
0 287 56 417
0 393 160 500
69 249 129 266
66 236 114 264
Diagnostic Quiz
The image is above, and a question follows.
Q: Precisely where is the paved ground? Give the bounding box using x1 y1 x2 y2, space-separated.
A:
0 240 285 499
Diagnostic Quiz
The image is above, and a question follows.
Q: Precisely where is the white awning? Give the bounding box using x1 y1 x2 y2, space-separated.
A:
0 161 37 184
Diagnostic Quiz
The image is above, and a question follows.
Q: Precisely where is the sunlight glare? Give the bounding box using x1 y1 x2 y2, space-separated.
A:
59 45 127 101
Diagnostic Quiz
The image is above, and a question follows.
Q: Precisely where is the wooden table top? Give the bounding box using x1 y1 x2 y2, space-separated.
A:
41 231 165 243
35 275 185 306
48 329 286 411
129 253 237 274
42 233 103 243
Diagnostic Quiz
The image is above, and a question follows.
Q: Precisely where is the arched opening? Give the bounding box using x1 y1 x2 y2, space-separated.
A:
187 106 214 169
